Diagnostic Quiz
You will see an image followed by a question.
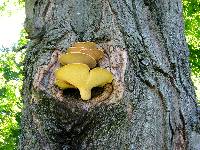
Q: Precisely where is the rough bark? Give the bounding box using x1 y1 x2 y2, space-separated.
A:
20 0 200 149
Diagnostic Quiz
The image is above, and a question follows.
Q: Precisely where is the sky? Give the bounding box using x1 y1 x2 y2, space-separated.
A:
0 10 25 48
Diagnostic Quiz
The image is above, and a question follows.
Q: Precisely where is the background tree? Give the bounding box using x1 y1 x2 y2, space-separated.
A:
0 0 26 149
0 29 27 150
182 0 200 104
183 0 200 76
0 49 23 149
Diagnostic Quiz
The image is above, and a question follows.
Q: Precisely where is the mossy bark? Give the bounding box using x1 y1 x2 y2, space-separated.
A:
20 0 200 149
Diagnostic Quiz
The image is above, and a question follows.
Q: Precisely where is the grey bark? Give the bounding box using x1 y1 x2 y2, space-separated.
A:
20 0 200 149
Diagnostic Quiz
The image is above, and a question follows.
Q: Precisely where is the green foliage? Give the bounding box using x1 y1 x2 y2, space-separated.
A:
0 50 24 150
0 0 27 148
183 0 200 104
183 0 200 76
16 29 28 49
0 29 27 149
191 75 200 105
0 0 25 16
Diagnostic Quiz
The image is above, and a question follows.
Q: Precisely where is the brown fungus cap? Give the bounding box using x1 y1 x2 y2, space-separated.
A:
73 42 96 49
67 47 104 60
59 52 97 68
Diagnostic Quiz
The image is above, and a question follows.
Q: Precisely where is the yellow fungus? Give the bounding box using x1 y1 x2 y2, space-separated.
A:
55 63 113 100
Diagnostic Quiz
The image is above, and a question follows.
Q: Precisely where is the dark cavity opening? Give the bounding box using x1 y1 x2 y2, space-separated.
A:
91 87 104 98
63 88 80 99
62 87 104 100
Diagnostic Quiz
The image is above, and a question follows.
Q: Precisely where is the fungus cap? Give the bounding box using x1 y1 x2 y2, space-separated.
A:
73 42 96 49
59 52 97 68
55 63 90 88
55 63 113 100
67 47 104 60
88 67 113 88
55 79 76 89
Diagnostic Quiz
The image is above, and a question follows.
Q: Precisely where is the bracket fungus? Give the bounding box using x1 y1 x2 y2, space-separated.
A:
73 41 96 48
55 64 113 100
68 46 104 60
59 52 97 68
55 42 113 100
59 42 104 68
55 79 76 89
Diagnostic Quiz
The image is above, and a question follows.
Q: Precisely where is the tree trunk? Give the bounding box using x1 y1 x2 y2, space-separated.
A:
20 0 200 149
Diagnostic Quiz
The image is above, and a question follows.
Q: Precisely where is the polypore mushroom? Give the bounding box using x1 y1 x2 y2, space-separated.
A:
55 79 76 89
71 42 104 60
55 63 113 100
59 52 97 68
73 42 96 49
67 47 104 60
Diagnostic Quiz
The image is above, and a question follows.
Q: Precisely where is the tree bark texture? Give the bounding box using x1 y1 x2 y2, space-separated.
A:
20 0 200 149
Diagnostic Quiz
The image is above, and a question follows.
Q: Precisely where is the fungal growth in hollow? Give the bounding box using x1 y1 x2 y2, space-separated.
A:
55 42 113 100
55 64 113 100
55 79 76 89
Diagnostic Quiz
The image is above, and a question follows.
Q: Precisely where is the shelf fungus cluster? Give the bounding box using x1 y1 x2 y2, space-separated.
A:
55 42 113 100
